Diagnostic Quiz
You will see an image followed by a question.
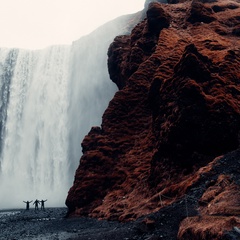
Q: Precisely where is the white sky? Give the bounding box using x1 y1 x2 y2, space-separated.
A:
0 0 145 50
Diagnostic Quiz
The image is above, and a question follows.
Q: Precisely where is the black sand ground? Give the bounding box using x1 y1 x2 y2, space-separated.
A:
0 207 138 240
0 203 192 240
0 201 238 240
0 202 197 240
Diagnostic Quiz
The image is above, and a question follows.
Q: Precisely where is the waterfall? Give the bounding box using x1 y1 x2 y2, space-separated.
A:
0 46 71 208
0 14 140 209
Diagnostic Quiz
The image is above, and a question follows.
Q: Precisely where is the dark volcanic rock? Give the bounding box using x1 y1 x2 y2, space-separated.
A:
187 0 216 24
66 0 240 239
149 43 239 174
147 2 171 34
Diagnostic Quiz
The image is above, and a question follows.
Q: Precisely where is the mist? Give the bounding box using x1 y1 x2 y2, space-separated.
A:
0 13 141 209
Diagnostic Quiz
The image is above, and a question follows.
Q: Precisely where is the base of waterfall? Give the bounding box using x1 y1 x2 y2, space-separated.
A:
0 207 140 240
1 206 240 240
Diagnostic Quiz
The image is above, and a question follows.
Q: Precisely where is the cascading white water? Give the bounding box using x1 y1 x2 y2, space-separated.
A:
0 14 140 209
0 46 71 208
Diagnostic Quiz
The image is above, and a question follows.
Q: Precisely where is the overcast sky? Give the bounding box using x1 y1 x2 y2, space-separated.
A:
0 0 145 49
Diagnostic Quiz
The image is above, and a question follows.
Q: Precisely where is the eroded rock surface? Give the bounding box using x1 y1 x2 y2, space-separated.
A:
66 0 240 239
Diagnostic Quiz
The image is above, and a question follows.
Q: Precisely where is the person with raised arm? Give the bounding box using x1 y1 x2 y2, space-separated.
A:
33 199 40 211
23 200 32 210
40 199 47 210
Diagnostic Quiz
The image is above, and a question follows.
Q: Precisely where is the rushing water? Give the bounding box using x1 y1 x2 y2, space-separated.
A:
0 14 139 209
0 46 71 208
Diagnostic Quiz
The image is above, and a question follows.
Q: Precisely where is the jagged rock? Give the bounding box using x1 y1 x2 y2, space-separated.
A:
147 2 171 34
187 0 216 23
66 0 240 238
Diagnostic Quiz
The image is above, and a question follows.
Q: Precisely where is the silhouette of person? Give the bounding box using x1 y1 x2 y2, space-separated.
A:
33 199 40 210
23 200 32 210
40 199 47 210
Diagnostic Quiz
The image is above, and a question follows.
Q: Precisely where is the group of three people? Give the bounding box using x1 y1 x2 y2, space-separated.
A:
23 199 47 210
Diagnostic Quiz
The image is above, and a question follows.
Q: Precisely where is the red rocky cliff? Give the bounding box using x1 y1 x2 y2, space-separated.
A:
66 0 240 239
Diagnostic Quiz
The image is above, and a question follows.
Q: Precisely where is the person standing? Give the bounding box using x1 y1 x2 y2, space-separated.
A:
23 200 32 210
33 199 40 211
40 199 47 210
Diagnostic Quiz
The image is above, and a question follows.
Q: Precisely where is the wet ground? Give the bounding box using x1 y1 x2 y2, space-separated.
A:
0 203 189 240
0 207 139 240
1 197 238 240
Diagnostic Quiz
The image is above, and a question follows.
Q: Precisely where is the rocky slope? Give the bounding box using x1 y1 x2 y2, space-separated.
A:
66 0 240 239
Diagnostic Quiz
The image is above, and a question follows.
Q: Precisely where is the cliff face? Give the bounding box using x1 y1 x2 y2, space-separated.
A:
66 0 240 238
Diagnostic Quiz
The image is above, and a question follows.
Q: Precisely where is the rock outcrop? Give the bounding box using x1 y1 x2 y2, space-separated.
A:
66 0 240 238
